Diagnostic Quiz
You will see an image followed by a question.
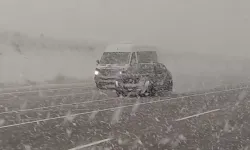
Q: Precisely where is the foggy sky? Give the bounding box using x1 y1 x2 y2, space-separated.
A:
0 0 249 55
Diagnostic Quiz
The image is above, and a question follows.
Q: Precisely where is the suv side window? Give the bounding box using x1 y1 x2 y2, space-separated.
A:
130 52 136 65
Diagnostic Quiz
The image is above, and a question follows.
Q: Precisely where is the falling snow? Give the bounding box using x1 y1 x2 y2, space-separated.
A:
0 60 250 150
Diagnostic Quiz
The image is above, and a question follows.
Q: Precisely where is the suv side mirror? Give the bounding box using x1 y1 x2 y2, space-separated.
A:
96 60 100 64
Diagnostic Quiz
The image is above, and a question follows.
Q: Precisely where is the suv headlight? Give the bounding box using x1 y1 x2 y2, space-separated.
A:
119 70 127 74
94 70 99 75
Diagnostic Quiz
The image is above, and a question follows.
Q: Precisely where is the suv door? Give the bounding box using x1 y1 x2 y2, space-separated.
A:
154 63 168 88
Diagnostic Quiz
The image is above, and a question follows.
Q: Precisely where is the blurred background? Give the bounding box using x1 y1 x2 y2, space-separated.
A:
0 0 249 92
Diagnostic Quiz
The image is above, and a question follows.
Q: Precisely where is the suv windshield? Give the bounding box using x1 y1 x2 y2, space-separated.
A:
100 52 130 65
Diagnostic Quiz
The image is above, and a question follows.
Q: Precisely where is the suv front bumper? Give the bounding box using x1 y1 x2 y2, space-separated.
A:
114 80 150 93
94 75 117 89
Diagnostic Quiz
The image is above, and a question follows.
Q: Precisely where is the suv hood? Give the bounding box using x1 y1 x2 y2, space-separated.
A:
96 64 129 77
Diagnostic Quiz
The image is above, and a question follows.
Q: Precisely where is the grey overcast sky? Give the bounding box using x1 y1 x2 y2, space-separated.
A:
0 0 249 54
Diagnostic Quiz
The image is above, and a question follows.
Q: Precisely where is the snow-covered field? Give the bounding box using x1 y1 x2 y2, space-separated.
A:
0 82 249 150
0 32 250 150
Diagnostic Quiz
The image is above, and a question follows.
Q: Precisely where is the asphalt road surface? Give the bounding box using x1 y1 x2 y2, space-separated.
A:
0 82 250 150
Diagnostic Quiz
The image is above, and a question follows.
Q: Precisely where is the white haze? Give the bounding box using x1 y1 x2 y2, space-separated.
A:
0 0 249 57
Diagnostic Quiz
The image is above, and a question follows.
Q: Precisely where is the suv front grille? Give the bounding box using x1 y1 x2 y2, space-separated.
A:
122 77 139 84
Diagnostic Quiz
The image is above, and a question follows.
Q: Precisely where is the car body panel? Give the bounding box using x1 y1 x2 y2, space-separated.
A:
94 43 173 93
